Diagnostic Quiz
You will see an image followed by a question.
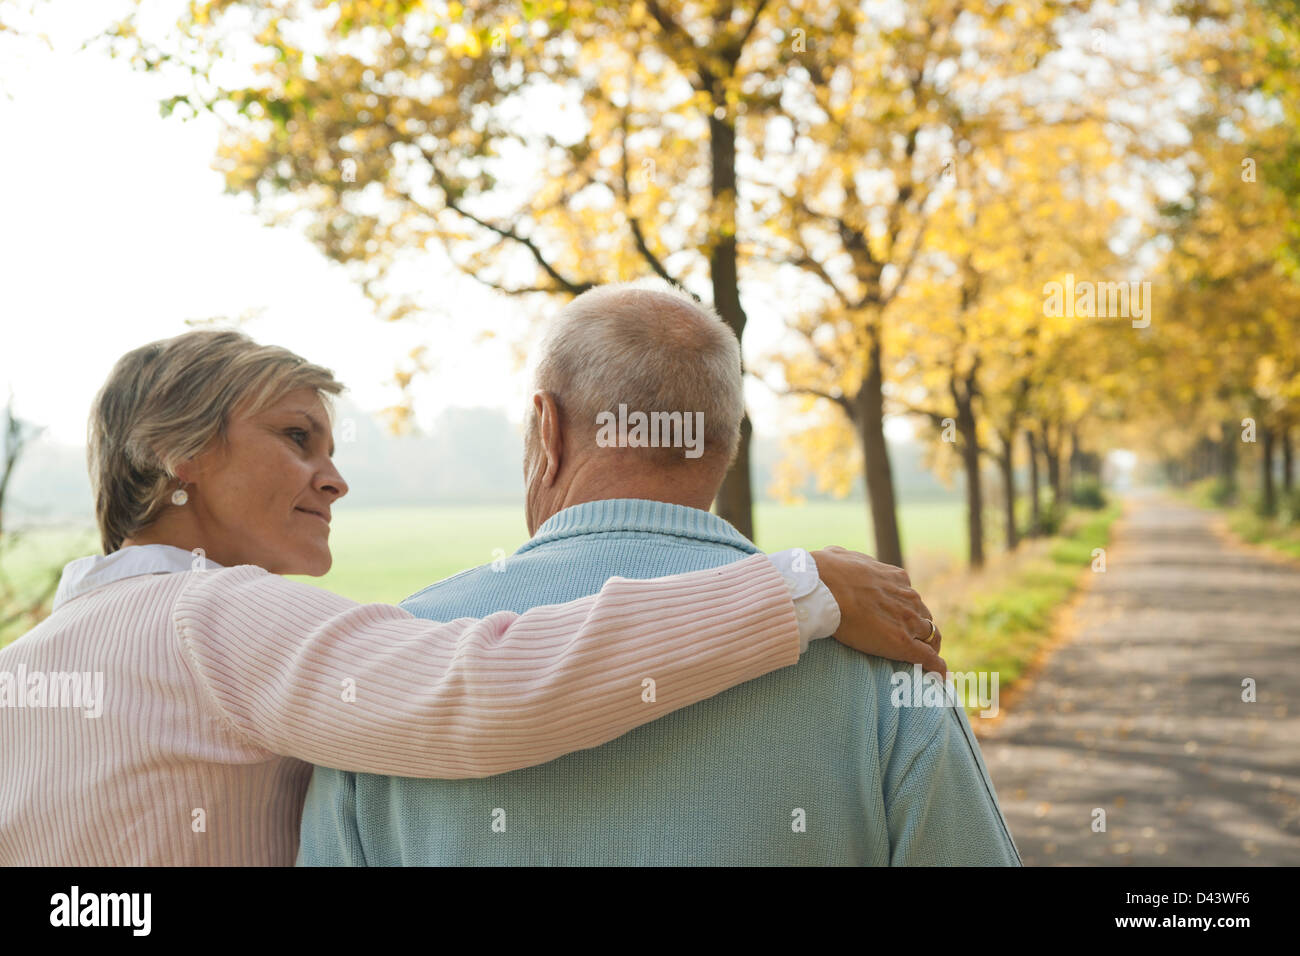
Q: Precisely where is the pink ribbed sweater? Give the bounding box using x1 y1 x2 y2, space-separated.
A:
0 556 799 865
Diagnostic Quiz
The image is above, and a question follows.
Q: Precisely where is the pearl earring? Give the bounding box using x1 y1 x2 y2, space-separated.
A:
171 487 189 506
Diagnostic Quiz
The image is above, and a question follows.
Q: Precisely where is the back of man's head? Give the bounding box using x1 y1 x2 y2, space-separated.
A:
532 282 744 469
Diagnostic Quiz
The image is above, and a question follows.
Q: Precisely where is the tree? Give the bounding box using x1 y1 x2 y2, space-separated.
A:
758 0 1129 566
107 0 831 540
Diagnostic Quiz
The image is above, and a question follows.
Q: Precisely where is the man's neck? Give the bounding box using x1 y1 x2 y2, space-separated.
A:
560 484 714 514
538 463 721 531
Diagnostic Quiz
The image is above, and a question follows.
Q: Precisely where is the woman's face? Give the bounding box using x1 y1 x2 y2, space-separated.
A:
181 387 348 575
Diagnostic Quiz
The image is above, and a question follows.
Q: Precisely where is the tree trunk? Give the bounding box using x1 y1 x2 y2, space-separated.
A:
1026 428 1041 536
706 110 753 540
1282 426 1294 497
853 342 904 568
999 434 1019 551
1068 425 1082 501
1261 426 1277 516
960 438 984 568
954 384 984 569
715 414 754 540
1043 423 1062 507
1061 425 1075 503
1219 422 1238 492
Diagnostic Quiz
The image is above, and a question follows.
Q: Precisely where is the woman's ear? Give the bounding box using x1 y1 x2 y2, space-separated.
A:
174 446 214 486
173 459 197 485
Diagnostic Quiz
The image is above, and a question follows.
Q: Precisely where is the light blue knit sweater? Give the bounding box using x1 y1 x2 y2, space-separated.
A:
297 498 1021 866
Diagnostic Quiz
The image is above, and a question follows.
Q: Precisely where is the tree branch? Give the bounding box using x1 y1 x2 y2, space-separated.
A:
778 383 853 415
423 161 594 296
628 218 698 298
898 402 950 428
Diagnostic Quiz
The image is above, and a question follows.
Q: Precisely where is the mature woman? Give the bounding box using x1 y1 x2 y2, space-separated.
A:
0 330 942 865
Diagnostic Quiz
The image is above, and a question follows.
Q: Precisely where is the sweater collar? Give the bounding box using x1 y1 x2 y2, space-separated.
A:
53 544 224 610
518 498 757 555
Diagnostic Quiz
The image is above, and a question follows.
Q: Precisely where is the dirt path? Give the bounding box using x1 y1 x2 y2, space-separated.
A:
978 491 1300 864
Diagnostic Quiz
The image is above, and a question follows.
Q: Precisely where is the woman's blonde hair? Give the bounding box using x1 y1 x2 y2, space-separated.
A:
88 329 343 553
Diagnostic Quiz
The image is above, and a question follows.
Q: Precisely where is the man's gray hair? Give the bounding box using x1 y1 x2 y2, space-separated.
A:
532 282 744 464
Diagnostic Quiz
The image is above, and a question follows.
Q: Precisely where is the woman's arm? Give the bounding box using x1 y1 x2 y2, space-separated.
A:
173 553 805 778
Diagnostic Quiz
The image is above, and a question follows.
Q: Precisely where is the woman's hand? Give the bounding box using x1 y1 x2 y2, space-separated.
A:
812 546 946 676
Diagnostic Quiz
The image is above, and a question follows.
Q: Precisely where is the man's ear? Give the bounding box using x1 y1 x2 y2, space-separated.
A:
535 391 564 486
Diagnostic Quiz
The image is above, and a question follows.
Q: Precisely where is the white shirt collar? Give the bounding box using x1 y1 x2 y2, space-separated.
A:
53 544 225 610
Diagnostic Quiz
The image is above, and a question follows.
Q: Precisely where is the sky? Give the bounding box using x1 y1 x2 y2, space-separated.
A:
0 0 876 447
0 0 534 444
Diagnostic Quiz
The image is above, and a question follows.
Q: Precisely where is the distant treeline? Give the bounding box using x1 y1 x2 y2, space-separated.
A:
8 402 965 521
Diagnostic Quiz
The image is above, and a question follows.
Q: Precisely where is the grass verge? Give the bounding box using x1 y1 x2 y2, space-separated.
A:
923 501 1123 721
1180 478 1300 561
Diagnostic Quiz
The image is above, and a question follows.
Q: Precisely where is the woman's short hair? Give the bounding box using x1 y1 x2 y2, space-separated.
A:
88 329 343 553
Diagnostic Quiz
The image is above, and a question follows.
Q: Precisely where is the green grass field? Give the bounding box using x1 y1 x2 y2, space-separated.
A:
0 525 100 597
1 496 1122 716
0 499 965 644
296 499 968 603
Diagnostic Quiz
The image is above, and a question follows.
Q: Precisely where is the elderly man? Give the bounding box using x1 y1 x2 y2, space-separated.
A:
298 283 1020 866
